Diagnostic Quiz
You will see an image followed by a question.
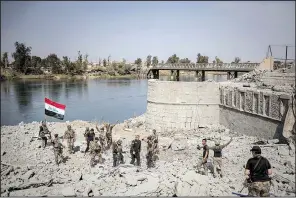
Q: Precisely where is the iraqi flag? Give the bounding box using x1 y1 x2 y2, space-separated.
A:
45 98 66 120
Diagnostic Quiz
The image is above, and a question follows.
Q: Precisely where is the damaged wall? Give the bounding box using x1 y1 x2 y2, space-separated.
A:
219 84 293 139
145 80 220 133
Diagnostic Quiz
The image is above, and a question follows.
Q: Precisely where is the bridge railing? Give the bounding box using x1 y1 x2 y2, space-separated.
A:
151 63 260 70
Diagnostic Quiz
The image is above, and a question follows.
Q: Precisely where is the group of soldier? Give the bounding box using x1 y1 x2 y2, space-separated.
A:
38 121 159 169
39 120 273 197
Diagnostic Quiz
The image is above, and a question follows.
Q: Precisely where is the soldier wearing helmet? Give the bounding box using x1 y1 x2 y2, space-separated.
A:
51 134 65 166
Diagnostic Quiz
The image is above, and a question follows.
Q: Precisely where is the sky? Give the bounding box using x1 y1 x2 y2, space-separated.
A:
1 1 295 63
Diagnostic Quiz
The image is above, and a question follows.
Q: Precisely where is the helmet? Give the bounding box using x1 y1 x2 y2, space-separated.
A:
67 125 71 129
117 140 122 144
215 141 220 146
95 137 99 141
54 134 58 137
86 127 89 130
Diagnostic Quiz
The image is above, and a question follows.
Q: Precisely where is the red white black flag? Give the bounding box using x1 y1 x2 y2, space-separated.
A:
45 98 66 120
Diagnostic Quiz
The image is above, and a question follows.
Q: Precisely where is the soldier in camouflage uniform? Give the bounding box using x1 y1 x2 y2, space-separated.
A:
63 125 76 154
146 136 155 168
151 129 159 161
207 137 233 178
113 139 124 167
84 128 95 154
51 134 65 166
39 125 50 148
96 124 106 152
130 135 141 166
84 127 90 142
89 137 103 167
105 123 116 149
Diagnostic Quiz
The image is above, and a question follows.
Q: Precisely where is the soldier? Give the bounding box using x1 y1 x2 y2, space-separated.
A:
84 127 90 142
151 129 159 161
117 139 124 165
105 123 117 149
39 125 50 148
196 138 210 175
206 137 233 178
89 137 103 167
244 146 272 197
130 135 141 166
146 136 155 168
84 128 95 154
112 141 119 167
51 134 65 166
63 125 76 154
96 124 106 151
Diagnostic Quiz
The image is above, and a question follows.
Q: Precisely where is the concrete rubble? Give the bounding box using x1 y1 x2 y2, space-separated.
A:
1 115 295 197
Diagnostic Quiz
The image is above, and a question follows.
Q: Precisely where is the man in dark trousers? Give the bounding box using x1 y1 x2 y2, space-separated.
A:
84 128 95 154
196 138 210 175
244 146 272 197
130 135 141 166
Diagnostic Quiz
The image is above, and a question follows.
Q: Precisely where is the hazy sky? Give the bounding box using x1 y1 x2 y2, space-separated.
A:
1 1 295 63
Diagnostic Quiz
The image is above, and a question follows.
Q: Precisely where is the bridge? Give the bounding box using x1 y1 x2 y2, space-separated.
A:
147 63 260 81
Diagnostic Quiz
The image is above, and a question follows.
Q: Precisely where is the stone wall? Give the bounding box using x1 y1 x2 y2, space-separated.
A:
145 80 220 133
219 84 292 139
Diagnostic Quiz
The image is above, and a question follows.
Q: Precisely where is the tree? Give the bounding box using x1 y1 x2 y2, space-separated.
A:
103 59 107 67
152 56 159 66
122 58 126 65
161 60 164 64
167 54 179 64
62 56 75 74
213 56 223 64
83 54 89 71
180 58 191 64
196 53 209 63
1 52 9 68
146 55 152 67
29 56 43 74
232 57 241 64
46 54 62 74
12 42 32 73
108 55 111 66
135 58 142 72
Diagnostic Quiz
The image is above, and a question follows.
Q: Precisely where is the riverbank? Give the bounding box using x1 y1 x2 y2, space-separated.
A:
1 73 140 81
1 115 295 196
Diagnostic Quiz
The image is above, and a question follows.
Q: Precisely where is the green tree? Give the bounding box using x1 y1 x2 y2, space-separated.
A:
12 42 32 73
135 58 142 72
103 59 107 67
152 56 159 66
98 58 102 66
146 55 152 67
180 58 191 63
108 55 111 66
213 56 223 64
196 53 209 63
29 56 43 74
1 52 9 68
167 54 179 64
46 54 62 74
232 57 241 63
83 54 89 71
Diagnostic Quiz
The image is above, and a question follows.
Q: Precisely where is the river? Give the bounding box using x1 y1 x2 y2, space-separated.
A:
1 74 231 126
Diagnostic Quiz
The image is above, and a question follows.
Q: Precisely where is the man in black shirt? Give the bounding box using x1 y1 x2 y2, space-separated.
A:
130 135 141 166
245 146 272 197
196 139 209 175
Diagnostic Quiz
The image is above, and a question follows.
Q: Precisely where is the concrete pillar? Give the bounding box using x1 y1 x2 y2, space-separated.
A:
195 71 199 81
171 70 174 81
201 70 205 81
227 72 231 80
176 70 180 81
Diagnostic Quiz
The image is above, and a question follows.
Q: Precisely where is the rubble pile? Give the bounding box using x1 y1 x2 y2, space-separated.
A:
1 117 295 197
233 69 267 84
